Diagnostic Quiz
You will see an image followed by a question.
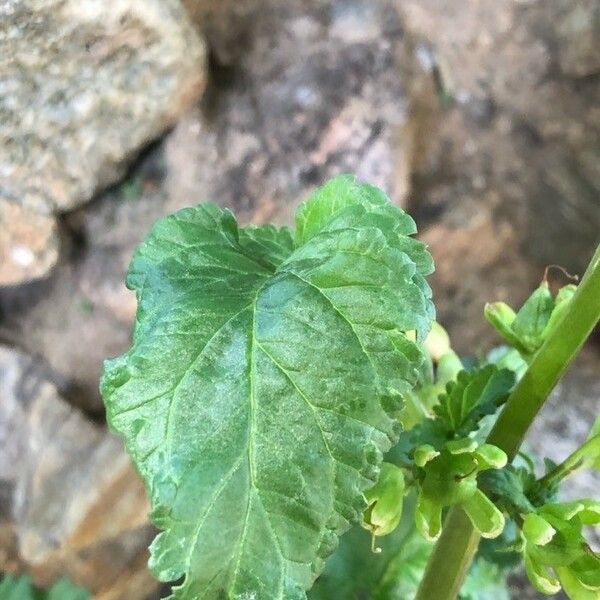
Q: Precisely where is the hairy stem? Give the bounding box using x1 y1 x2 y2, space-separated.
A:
415 243 600 600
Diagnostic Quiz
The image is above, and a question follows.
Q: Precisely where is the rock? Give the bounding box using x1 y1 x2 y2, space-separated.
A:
0 201 59 286
167 0 424 223
0 345 156 599
0 153 170 413
421 207 538 354
539 0 600 78
399 0 600 276
0 0 206 215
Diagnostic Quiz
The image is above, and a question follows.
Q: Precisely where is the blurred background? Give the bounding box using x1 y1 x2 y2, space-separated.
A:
0 0 598 598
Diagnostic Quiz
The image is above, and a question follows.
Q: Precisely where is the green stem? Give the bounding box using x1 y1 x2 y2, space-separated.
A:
537 433 600 488
415 243 600 600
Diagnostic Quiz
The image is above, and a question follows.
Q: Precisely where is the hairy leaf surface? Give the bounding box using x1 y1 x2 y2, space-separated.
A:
101 176 434 599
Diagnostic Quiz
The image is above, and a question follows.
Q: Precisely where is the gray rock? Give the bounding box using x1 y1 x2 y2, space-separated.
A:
168 0 421 223
0 0 206 287
0 344 155 598
0 0 206 214
0 162 169 413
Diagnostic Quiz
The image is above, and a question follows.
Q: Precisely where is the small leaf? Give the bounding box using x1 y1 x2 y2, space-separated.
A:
556 566 599 600
541 502 586 522
525 554 561 595
414 444 439 467
473 445 508 470
434 365 515 435
478 467 536 514
446 438 479 455
415 494 443 541
0 575 89 600
577 499 600 525
568 555 600 591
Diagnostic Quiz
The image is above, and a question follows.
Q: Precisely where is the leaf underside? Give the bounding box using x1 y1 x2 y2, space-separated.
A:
101 176 434 599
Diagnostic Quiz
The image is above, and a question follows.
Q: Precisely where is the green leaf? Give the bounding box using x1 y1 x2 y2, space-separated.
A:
434 365 515 436
478 466 536 513
101 176 434 599
458 559 510 600
0 575 89 600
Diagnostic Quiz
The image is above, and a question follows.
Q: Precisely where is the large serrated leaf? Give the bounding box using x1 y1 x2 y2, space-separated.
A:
101 176 434 599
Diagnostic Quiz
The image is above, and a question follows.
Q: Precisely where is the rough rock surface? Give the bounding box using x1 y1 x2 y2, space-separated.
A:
400 0 600 276
0 0 206 285
0 152 168 413
169 0 423 223
0 201 59 286
0 345 154 599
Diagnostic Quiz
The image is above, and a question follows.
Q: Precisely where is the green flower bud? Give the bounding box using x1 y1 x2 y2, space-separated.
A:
424 322 452 361
541 284 577 342
436 350 464 386
484 302 521 349
511 282 555 353
462 489 505 539
525 553 561 595
522 513 556 546
362 463 405 539
414 444 439 468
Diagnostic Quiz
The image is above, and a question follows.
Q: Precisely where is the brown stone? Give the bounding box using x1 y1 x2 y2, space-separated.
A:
0 345 156 599
167 0 422 223
0 201 59 286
